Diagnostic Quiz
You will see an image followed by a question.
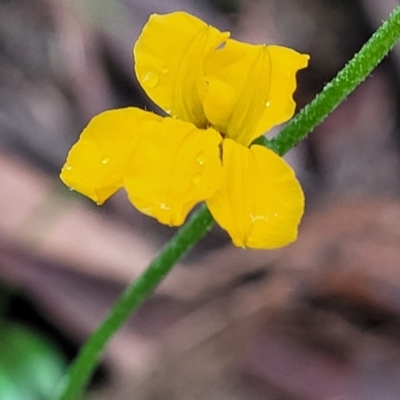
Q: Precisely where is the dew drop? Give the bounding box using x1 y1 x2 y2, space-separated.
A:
249 213 268 223
101 156 110 165
196 152 205 166
265 101 271 107
159 202 170 211
161 66 169 74
165 109 173 116
141 70 159 88
192 173 202 185
68 187 74 192
65 164 72 171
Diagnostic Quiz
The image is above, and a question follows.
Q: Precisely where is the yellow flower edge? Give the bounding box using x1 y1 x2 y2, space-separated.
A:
206 139 304 249
60 108 162 204
60 11 309 249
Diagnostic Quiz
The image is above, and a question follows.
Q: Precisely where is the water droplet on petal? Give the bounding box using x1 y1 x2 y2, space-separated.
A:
141 70 159 88
158 202 170 211
68 187 74 192
165 109 173 116
65 164 72 171
161 66 169 74
196 152 205 166
273 212 279 217
101 156 110 165
192 173 201 185
176 211 182 220
249 213 268 223
265 101 271 107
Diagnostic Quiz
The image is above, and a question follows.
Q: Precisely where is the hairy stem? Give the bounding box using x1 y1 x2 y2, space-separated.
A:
254 5 400 155
55 205 214 400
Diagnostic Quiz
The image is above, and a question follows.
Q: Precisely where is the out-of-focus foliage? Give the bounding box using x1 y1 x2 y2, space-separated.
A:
0 322 66 400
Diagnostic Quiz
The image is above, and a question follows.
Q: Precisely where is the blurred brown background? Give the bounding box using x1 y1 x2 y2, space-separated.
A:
2 0 400 399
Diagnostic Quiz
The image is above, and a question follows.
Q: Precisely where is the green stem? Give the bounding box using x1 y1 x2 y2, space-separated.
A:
56 5 400 399
254 5 400 155
55 205 214 400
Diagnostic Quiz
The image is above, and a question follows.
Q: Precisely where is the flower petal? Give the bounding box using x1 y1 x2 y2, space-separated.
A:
124 118 223 226
206 139 304 249
134 11 229 127
203 41 309 146
60 108 161 204
255 45 310 137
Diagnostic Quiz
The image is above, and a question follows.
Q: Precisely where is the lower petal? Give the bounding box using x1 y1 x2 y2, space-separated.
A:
206 139 304 249
60 108 161 204
124 118 223 226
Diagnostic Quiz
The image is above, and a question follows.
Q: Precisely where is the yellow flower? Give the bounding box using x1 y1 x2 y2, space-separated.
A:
60 11 309 249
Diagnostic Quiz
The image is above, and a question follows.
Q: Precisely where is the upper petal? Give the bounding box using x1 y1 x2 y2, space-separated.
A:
60 108 161 204
134 11 229 127
203 40 309 146
206 139 304 249
124 118 223 226
255 45 310 137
